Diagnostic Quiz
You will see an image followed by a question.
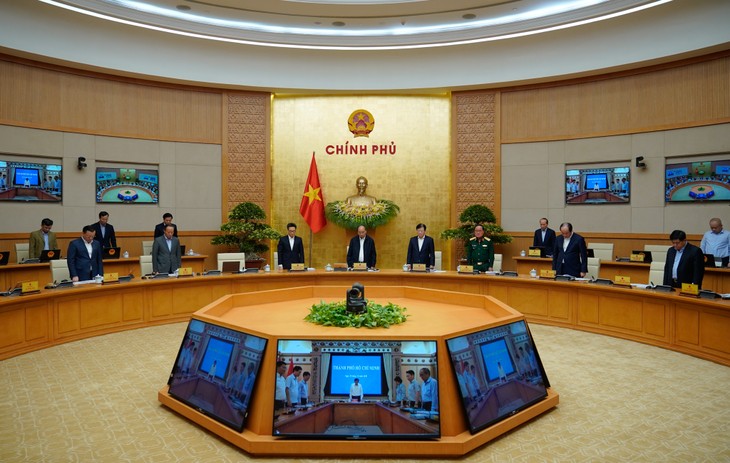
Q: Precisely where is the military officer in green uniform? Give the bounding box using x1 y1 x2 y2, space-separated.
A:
466 224 494 272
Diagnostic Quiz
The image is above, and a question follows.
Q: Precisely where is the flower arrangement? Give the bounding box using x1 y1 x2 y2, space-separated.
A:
325 199 400 230
305 300 408 328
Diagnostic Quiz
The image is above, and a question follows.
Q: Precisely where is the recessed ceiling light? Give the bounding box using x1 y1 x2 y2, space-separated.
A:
332 21 346 27
463 14 477 20
176 5 190 11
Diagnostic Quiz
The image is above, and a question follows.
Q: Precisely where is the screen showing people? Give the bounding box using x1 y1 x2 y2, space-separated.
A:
665 159 730 202
96 166 159 203
565 165 630 204
273 339 440 439
446 320 549 434
0 159 62 202
167 319 267 432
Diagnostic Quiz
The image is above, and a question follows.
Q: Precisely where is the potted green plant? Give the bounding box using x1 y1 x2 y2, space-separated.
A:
211 202 282 267
440 204 512 261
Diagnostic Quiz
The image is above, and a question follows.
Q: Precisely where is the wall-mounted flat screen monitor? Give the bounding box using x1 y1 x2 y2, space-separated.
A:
273 339 440 440
0 158 62 202
167 318 268 432
96 166 159 203
565 165 630 204
445 320 549 434
665 158 730 202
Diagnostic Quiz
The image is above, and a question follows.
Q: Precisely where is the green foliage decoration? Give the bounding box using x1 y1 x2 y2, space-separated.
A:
325 199 400 230
305 300 408 328
211 202 282 257
440 204 512 245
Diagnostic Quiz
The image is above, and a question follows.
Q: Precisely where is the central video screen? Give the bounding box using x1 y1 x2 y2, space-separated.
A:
96 165 159 204
273 339 440 440
167 319 267 432
445 320 550 434
565 165 630 204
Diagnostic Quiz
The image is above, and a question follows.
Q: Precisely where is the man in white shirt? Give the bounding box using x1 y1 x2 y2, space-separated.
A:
66 225 103 281
346 225 377 268
700 217 730 267
275 361 289 410
277 222 305 270
349 378 363 402
286 366 302 406
406 223 435 269
419 368 438 412
298 371 310 405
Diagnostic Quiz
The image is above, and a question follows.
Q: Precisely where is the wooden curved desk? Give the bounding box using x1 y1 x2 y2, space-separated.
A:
2 270 729 367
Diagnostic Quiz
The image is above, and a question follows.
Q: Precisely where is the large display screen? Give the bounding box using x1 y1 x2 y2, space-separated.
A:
0 159 62 202
665 158 730 202
273 339 440 440
167 319 267 432
446 320 549 434
96 166 159 203
565 165 630 204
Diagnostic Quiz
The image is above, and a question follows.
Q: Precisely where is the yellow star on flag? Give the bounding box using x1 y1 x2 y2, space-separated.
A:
302 184 321 205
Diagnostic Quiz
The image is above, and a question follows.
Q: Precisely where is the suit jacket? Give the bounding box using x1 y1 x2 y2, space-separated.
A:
533 227 556 254
29 230 58 259
154 222 178 239
406 235 435 267
91 222 117 248
552 232 588 277
663 243 704 288
152 235 182 274
277 235 305 270
67 238 103 281
347 235 377 268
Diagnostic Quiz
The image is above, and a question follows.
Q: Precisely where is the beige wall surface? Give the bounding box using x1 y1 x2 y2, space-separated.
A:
501 123 730 235
0 124 222 234
271 95 451 269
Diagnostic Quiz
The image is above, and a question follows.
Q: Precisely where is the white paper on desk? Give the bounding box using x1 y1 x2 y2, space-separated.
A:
633 284 651 289
307 268 316 271
483 271 498 275
574 277 591 281
73 279 97 285
720 293 730 299
430 270 446 273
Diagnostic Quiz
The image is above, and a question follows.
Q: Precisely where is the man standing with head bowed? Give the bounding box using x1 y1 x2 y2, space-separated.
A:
91 211 117 249
347 225 377 269
277 222 305 270
552 222 588 278
154 212 178 239
67 225 103 282
406 223 435 270
532 218 556 256
29 218 58 260
664 229 704 288
152 224 181 274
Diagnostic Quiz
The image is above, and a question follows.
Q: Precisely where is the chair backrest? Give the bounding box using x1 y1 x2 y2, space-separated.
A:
51 259 70 282
217 252 246 271
586 257 601 280
142 241 154 255
644 244 668 263
493 253 503 272
15 242 29 263
649 261 665 286
140 255 153 275
434 251 442 271
588 242 614 261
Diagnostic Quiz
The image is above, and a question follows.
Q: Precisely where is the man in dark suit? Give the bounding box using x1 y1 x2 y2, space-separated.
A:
91 211 117 248
277 222 305 270
532 218 556 256
552 222 588 277
152 224 182 274
406 223 435 269
347 225 377 268
663 229 704 288
153 212 178 239
67 225 103 282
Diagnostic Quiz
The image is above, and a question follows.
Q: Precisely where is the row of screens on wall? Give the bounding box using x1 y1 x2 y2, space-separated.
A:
0 158 158 204
166 318 550 439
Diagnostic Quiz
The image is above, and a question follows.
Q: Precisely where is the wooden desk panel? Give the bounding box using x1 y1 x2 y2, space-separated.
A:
598 261 650 284
0 262 50 289
513 257 553 276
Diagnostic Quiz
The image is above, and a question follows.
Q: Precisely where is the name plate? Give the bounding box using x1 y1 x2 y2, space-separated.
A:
629 253 645 262
103 272 120 284
680 283 699 296
177 267 194 277
21 281 40 295
458 265 474 274
528 249 542 257
353 262 368 271
411 263 427 272
614 275 631 286
539 269 556 279
290 263 306 271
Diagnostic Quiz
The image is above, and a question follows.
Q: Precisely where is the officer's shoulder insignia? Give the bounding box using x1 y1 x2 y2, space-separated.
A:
469 237 477 241
485 237 491 241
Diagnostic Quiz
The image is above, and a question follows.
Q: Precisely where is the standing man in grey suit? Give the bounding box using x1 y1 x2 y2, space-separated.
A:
152 224 181 274
67 225 103 282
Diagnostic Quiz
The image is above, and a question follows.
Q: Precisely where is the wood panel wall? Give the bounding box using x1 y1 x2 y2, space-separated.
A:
0 56 222 143
500 52 730 143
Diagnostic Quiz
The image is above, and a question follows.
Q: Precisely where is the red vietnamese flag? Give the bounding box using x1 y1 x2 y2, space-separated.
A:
286 357 295 376
299 153 327 233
